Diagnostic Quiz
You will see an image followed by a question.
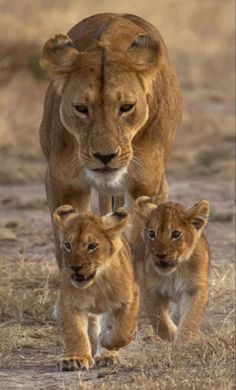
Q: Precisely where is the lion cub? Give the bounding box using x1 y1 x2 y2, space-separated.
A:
134 197 210 342
53 205 139 371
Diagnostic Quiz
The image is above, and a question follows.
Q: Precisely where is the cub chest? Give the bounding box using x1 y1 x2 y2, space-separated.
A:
153 272 188 302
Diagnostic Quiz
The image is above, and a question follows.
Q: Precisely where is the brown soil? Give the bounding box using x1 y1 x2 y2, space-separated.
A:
0 0 235 388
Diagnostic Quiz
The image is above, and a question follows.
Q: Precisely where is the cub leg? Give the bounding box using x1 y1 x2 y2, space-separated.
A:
143 292 176 341
137 291 156 341
155 295 177 341
88 314 100 357
100 288 139 350
95 314 120 366
57 305 93 371
175 287 208 342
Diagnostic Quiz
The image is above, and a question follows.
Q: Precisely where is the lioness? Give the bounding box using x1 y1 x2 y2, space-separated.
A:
39 13 182 268
134 196 210 342
53 205 139 371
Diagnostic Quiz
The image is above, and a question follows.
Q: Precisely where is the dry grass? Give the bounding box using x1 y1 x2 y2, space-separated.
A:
0 253 234 388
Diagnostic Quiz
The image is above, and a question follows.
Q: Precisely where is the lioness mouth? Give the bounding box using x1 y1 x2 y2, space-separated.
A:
72 271 96 283
92 167 119 173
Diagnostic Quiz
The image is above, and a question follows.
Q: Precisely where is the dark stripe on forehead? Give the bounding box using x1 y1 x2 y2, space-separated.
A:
100 48 105 112
101 48 105 91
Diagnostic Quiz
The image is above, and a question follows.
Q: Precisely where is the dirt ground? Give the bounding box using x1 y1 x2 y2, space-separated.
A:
0 1 235 389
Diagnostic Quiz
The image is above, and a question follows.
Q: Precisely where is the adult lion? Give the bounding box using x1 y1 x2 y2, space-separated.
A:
40 13 182 268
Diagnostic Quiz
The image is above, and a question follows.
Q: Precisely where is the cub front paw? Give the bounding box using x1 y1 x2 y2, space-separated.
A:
57 355 93 371
100 332 132 350
95 350 120 367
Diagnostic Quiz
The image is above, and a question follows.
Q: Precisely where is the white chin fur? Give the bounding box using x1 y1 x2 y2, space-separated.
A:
86 167 127 194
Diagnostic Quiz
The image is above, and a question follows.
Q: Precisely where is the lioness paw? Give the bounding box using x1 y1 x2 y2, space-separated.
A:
57 355 93 371
138 332 158 343
137 325 157 343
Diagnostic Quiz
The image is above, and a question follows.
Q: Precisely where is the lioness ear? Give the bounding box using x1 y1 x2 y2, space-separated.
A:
186 200 209 232
53 204 77 229
102 208 129 235
40 34 79 93
134 196 157 220
127 34 162 66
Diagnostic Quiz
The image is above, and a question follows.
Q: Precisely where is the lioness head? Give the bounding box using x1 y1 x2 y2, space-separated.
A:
40 33 162 189
134 197 209 275
53 205 129 288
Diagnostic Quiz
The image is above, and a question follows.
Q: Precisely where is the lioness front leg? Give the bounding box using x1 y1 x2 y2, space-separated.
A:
46 175 91 269
100 289 139 350
58 305 93 371
175 288 208 342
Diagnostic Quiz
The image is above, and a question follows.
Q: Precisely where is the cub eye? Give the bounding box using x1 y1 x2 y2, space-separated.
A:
119 103 135 114
171 230 181 240
87 243 99 252
147 230 156 240
63 242 72 252
74 104 89 116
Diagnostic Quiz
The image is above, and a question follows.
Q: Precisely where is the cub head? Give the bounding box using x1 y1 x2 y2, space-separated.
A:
53 205 129 288
134 196 209 275
40 32 163 190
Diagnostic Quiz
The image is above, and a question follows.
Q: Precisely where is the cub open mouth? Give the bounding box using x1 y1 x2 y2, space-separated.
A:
156 260 177 269
71 271 96 283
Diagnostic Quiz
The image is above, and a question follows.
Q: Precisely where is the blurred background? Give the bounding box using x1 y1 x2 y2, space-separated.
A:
0 0 234 183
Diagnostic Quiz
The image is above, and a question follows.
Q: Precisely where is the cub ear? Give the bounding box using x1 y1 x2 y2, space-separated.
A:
186 200 209 232
134 196 157 220
53 204 77 229
40 34 79 93
127 34 162 66
102 208 129 235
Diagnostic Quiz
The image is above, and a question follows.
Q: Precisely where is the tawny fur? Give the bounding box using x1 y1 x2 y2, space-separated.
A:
39 13 183 268
133 197 210 343
53 205 139 371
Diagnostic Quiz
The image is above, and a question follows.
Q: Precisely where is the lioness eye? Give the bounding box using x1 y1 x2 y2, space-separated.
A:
63 242 72 252
87 243 99 252
74 104 89 116
147 230 156 240
119 103 135 114
171 230 181 240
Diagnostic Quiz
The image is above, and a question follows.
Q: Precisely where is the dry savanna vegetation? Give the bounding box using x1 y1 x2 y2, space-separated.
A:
0 0 235 389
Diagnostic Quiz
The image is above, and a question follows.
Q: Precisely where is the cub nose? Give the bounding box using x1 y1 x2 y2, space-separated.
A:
70 265 83 273
156 253 167 260
93 150 118 165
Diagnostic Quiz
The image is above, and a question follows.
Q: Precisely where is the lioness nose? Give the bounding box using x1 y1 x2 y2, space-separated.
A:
93 150 118 165
156 253 167 260
70 265 83 273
